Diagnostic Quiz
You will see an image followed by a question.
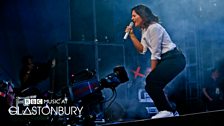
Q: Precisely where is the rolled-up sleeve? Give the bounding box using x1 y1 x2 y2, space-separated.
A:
148 25 163 60
140 37 148 54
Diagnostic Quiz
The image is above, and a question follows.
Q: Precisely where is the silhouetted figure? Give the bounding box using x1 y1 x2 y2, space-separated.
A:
202 68 224 111
19 55 55 97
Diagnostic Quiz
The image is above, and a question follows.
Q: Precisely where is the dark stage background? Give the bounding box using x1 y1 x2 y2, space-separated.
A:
1 0 224 123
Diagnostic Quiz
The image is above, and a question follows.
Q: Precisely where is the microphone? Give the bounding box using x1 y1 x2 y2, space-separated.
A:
123 22 134 40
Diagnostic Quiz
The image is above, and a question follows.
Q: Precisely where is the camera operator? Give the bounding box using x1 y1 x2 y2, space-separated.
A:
19 55 56 97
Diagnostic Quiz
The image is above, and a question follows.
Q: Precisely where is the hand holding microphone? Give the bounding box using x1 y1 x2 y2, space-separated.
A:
123 22 134 40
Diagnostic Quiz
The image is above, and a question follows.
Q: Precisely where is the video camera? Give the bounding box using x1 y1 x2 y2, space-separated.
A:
71 65 129 100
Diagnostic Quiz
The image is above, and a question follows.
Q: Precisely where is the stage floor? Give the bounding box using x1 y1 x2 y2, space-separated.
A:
101 109 224 126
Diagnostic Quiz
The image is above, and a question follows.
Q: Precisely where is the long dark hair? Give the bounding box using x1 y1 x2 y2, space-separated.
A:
131 4 159 28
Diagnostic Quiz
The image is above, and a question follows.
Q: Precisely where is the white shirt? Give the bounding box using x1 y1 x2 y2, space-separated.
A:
141 23 176 60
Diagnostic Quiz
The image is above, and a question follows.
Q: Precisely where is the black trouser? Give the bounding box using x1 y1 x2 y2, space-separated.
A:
145 48 186 112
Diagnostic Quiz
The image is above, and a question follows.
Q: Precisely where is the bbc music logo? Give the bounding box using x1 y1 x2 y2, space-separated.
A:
24 98 43 105
16 96 68 106
9 97 83 116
